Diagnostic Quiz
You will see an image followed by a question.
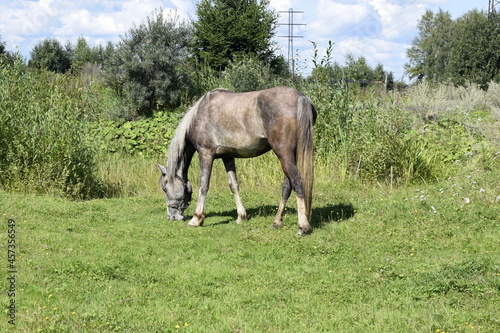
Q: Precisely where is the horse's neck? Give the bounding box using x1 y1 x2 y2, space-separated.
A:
177 143 195 181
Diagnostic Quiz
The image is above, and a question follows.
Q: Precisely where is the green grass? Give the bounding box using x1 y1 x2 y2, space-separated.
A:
1 169 498 332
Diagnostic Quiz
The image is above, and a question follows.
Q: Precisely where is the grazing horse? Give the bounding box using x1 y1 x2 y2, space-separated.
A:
157 86 316 235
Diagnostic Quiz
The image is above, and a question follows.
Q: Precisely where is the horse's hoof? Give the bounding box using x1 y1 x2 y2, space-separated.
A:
188 216 203 227
297 227 312 236
271 222 283 229
236 213 247 224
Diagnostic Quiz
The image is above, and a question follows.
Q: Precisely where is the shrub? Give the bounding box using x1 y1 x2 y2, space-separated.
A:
303 79 483 184
0 59 103 198
87 112 179 157
107 9 192 118
224 55 282 92
304 81 353 179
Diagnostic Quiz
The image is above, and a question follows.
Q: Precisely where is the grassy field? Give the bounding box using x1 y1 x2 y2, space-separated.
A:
1 162 498 332
2 49 500 332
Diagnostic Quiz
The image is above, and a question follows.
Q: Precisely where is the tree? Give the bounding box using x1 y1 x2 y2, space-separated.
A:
108 8 192 117
448 10 500 87
29 38 71 73
0 35 23 65
310 42 393 88
192 0 278 71
0 36 11 63
71 37 99 71
405 9 454 82
311 61 343 83
0 36 5 55
345 55 374 82
373 63 385 82
406 9 500 86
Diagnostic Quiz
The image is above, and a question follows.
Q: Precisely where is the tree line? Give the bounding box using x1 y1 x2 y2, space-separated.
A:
405 9 500 87
311 41 396 89
2 1 287 118
1 1 499 118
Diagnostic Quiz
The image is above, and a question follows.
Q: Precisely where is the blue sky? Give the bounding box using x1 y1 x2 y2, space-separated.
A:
0 0 487 81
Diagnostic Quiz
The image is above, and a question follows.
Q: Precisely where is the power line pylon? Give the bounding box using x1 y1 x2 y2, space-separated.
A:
278 9 305 77
489 0 500 14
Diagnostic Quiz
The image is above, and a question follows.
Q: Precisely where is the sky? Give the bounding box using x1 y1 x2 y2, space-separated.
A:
0 0 488 81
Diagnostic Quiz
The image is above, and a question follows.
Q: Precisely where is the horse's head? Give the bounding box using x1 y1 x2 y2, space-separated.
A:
157 163 192 221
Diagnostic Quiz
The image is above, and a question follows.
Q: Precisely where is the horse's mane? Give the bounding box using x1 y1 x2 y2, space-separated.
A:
165 93 207 182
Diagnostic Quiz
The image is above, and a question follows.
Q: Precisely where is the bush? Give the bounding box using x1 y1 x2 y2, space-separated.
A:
87 112 179 157
0 59 103 198
304 81 353 178
224 55 283 92
188 55 286 95
303 79 488 184
107 9 192 118
307 82 414 183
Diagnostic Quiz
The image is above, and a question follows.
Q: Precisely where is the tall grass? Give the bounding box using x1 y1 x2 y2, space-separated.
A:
304 81 429 184
97 152 285 199
300 78 500 185
486 81 500 121
405 80 499 117
0 60 103 198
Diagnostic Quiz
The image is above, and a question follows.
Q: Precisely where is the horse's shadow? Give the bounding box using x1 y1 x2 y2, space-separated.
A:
205 205 277 227
310 203 355 228
204 203 356 229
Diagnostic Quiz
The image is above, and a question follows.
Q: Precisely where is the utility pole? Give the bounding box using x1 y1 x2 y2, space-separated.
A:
278 9 305 77
489 0 500 14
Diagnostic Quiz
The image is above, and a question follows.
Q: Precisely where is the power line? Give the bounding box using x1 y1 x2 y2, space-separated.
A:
278 9 305 76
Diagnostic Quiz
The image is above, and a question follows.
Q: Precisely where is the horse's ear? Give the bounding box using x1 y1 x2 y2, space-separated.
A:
157 163 167 176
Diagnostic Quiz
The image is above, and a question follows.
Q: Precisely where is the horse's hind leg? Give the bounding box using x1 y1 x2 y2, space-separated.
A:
277 155 312 235
223 157 247 224
272 176 291 228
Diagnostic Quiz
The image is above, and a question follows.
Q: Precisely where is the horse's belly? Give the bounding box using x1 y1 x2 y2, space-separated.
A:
215 138 271 158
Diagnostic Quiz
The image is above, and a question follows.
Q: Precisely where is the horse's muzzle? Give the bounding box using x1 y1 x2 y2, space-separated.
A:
169 214 184 221
167 207 185 221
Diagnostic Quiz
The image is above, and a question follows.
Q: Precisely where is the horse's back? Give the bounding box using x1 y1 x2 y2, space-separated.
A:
188 87 309 158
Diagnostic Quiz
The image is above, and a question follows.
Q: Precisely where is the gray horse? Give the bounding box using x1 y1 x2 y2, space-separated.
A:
157 86 316 235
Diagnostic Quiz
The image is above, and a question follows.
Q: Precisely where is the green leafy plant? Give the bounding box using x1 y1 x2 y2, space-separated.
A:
0 59 103 198
88 112 179 157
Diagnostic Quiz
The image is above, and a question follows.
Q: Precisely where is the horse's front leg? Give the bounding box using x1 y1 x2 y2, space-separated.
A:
223 157 247 224
188 153 214 227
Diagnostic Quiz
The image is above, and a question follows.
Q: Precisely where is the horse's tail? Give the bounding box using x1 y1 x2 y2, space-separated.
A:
296 94 316 222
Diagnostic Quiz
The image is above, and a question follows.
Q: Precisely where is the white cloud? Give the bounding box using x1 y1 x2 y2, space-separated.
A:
308 0 374 39
0 0 193 58
370 0 428 39
56 9 121 36
53 0 190 37
170 0 193 19
270 0 296 12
